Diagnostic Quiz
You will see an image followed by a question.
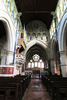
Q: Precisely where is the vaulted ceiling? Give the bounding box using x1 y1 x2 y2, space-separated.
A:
15 0 58 29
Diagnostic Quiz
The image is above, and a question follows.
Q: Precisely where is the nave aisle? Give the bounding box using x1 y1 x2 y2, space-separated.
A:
22 79 51 100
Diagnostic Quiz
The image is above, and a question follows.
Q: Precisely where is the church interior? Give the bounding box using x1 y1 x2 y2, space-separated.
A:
0 0 67 100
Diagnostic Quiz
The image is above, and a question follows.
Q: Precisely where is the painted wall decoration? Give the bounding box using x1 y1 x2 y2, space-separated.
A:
26 20 48 33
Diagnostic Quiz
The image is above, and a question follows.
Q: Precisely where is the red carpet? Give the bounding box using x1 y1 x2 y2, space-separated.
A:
22 79 51 100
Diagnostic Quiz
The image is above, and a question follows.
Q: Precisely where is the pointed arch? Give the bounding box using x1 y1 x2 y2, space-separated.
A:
25 39 49 55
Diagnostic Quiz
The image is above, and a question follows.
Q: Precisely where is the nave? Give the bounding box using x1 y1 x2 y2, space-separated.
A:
22 79 50 100
1 0 67 100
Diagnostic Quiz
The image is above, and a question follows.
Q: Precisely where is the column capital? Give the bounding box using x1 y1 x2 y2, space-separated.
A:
7 51 14 55
59 51 67 55
49 57 54 61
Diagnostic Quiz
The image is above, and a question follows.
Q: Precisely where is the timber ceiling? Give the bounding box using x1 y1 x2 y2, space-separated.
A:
15 0 58 29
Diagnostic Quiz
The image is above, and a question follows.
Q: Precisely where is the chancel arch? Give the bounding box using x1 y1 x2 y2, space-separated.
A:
25 40 49 72
25 39 49 55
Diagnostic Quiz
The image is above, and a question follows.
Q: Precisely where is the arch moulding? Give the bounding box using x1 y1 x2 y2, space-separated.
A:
0 10 15 52
24 39 49 58
58 12 67 51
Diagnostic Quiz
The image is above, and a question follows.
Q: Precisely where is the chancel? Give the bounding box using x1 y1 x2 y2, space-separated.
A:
0 0 67 100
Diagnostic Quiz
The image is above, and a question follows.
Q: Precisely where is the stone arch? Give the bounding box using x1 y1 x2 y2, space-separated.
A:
58 12 67 77
50 39 61 75
25 40 49 71
58 12 67 51
0 10 15 51
25 39 49 57
0 11 15 64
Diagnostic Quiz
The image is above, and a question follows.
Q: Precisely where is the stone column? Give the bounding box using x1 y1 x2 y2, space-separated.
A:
19 64 22 74
48 60 51 72
60 51 67 77
6 51 14 65
50 58 55 75
24 62 26 72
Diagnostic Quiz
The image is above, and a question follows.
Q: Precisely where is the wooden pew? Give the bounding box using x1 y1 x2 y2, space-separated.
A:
41 74 67 100
0 74 31 100
50 81 67 100
0 83 20 100
55 86 67 100
47 77 67 93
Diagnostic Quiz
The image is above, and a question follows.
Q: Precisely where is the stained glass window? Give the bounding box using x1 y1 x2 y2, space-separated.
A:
33 54 40 61
28 63 30 68
35 62 37 67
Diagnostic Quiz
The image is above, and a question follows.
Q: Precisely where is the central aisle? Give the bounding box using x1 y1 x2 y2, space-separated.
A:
22 79 51 100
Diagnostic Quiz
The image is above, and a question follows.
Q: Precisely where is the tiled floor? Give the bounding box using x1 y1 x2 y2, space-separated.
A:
22 79 51 100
